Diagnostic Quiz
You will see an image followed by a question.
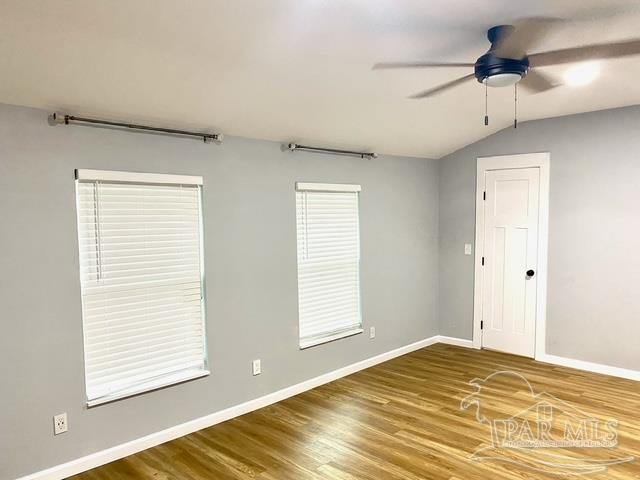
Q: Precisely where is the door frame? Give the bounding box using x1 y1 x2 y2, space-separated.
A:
472 152 550 360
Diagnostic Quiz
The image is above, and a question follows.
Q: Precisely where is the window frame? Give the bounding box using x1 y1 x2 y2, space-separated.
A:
295 182 363 349
75 169 209 407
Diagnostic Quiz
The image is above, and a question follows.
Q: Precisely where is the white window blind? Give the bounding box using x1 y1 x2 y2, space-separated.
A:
296 183 362 348
75 169 208 406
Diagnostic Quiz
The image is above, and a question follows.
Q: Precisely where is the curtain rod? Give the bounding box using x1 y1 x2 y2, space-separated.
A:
52 113 223 143
287 143 377 159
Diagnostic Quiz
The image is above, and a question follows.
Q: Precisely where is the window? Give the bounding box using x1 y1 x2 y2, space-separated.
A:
295 182 362 348
75 169 208 406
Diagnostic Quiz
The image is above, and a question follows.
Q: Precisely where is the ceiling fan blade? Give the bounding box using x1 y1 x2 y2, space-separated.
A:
529 39 640 67
373 61 474 70
494 17 562 59
409 73 475 99
519 70 557 93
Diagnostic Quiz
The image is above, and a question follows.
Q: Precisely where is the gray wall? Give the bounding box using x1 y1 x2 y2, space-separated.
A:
5 99 640 479
439 105 640 372
0 103 439 479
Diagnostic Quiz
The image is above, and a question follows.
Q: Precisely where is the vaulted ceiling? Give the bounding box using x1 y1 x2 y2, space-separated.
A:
2 0 640 158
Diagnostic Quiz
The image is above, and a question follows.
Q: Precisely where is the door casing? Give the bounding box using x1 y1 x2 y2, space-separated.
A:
472 153 550 360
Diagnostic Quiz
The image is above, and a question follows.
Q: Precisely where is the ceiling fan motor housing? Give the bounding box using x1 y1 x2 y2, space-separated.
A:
475 25 530 85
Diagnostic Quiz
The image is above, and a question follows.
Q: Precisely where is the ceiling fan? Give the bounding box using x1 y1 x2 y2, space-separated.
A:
373 18 640 99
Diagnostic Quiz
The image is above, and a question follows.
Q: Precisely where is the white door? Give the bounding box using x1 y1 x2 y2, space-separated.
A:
481 167 540 357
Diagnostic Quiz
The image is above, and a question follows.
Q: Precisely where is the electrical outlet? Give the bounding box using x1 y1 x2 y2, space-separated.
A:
370 327 376 339
252 359 261 376
53 413 68 435
464 243 473 255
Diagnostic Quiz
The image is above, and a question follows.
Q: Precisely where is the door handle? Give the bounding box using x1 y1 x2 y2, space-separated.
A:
526 269 535 277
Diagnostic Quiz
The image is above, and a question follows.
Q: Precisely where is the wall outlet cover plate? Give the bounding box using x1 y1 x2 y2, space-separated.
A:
54 413 68 435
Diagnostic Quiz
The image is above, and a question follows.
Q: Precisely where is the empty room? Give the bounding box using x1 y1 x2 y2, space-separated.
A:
1 1 640 479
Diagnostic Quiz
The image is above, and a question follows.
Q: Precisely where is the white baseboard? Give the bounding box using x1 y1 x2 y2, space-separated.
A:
435 335 474 348
432 334 639 382
440 333 639 382
17 335 443 480
537 353 640 382
26 336 634 480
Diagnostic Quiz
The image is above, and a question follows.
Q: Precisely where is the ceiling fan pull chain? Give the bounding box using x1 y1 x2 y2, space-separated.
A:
484 81 489 126
514 83 518 129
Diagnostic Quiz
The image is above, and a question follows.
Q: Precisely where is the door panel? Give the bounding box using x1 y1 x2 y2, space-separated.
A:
482 167 539 357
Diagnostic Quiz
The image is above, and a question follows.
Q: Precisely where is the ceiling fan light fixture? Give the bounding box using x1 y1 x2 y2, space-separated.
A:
375 18 640 99
563 62 600 87
483 73 522 88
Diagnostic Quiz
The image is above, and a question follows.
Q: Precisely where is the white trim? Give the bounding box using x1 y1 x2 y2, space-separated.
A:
436 335 640 382
436 336 474 348
538 354 640 382
296 182 361 192
17 334 638 480
472 152 550 359
75 169 203 185
17 336 441 480
299 328 364 349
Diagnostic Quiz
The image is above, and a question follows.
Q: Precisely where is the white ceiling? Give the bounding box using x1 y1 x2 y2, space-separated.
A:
2 0 640 158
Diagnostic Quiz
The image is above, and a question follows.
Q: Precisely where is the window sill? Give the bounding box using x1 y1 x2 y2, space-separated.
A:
300 328 364 350
86 368 210 407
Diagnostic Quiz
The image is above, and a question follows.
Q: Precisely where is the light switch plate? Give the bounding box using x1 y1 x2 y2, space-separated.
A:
370 327 376 339
464 243 472 255
252 359 261 376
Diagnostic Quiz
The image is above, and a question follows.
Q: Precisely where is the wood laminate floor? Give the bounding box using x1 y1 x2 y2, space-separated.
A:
72 344 640 479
